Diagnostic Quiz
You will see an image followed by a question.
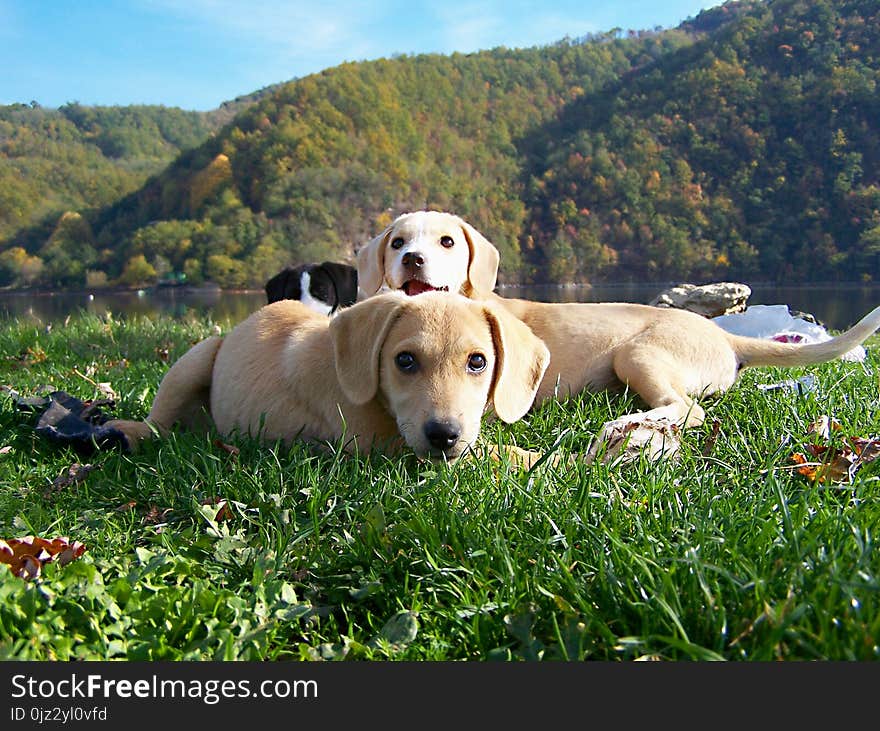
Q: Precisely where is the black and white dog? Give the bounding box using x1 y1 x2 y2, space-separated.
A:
265 262 358 316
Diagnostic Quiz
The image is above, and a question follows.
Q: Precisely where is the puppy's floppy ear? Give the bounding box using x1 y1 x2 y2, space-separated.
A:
330 294 406 404
265 267 294 304
356 226 392 298
483 302 549 423
321 261 359 309
460 220 500 297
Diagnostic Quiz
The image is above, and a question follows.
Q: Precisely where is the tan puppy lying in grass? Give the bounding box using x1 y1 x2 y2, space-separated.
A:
358 211 880 460
106 291 552 467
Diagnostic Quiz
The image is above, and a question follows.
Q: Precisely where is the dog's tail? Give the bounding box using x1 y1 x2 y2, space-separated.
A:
730 305 880 369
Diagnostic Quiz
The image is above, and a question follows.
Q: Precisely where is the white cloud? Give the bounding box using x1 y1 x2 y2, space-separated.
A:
429 2 598 54
139 0 382 56
128 0 632 99
139 1 600 65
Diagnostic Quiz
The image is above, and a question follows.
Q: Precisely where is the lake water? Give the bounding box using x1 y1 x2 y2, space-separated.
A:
0 282 877 331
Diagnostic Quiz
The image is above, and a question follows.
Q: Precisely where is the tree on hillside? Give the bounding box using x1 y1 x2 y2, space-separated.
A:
0 246 44 287
117 254 156 287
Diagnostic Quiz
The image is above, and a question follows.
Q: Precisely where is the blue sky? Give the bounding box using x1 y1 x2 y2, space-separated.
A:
1 1 720 111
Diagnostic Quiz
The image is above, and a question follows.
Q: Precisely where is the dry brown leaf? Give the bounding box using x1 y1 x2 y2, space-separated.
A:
47 463 98 496
201 496 233 522
5 347 47 368
142 504 173 525
790 435 880 484
790 450 853 483
807 415 842 441
0 536 86 579
213 439 240 457
701 419 722 457
72 368 118 401
587 416 681 464
850 437 880 463
96 382 117 399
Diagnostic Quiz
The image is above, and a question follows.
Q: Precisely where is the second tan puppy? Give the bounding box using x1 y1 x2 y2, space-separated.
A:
357 210 500 300
357 211 880 457
106 291 551 465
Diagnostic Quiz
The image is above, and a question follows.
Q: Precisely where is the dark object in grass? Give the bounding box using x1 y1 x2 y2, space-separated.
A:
34 391 128 454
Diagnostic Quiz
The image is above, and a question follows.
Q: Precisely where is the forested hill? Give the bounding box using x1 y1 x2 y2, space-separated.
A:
0 104 215 241
2 0 878 290
524 0 880 283
0 89 272 287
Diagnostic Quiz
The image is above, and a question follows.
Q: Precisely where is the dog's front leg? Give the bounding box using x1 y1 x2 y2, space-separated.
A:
105 336 224 452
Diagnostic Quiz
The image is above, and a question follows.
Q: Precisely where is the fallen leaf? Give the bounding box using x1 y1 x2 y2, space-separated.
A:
5 346 48 367
850 437 880 463
0 446 12 455
200 496 233 522
790 451 851 483
807 415 842 440
47 463 98 495
142 504 173 525
587 416 681 464
96 382 117 400
790 434 880 484
0 536 86 579
72 368 118 401
701 419 722 457
213 439 240 457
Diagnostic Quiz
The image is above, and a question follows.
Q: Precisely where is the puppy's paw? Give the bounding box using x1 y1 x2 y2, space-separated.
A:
480 443 572 470
586 413 681 465
102 419 159 453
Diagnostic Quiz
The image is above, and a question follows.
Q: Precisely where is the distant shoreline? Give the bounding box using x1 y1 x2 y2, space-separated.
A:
0 283 224 297
2 279 879 299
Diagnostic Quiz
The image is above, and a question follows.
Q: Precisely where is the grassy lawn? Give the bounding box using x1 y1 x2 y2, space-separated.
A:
0 309 878 661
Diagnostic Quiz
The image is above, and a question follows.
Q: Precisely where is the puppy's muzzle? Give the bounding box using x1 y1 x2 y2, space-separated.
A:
401 251 449 296
402 251 425 271
423 418 462 455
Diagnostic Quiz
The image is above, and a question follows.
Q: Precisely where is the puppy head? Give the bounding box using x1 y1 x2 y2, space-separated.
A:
356 211 500 300
330 292 548 460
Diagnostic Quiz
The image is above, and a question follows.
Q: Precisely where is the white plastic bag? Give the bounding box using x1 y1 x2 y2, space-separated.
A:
712 304 865 362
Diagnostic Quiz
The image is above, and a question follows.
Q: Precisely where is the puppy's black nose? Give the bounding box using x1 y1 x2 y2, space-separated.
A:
424 419 461 452
402 251 424 270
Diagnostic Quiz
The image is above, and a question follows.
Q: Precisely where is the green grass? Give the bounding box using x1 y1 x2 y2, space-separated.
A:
0 309 878 661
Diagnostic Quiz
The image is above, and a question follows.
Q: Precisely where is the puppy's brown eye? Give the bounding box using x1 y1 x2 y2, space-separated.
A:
395 352 418 372
467 353 487 373
440 236 454 248
390 238 405 250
